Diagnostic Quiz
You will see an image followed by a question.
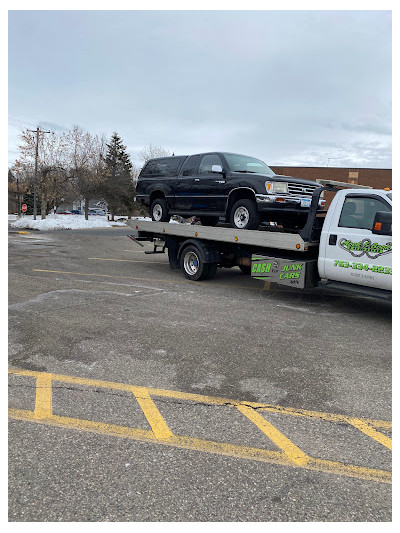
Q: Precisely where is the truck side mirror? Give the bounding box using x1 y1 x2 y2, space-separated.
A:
211 164 223 173
372 211 392 236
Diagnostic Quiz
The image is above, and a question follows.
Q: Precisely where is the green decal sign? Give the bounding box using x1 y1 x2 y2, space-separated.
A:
333 259 392 275
252 262 271 274
251 255 312 288
339 238 392 259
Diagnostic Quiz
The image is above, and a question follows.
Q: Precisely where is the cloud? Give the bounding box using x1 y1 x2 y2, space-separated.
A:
8 10 392 169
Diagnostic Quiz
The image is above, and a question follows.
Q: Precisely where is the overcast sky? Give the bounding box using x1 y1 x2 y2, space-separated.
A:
8 10 392 169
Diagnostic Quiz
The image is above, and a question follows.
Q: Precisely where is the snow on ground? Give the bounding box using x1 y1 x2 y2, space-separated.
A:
8 214 188 231
9 214 128 231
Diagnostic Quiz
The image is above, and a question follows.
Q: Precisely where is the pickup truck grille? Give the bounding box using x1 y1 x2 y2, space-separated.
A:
287 183 318 198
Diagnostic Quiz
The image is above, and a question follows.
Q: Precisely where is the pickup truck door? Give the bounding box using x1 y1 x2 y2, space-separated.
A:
176 153 226 212
174 154 201 211
321 193 392 290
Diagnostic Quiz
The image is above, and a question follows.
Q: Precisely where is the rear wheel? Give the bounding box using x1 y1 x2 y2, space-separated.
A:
199 216 219 226
230 199 260 230
180 245 218 281
150 198 169 222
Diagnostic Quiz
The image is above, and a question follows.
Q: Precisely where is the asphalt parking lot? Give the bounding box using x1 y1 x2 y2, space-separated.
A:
8 226 392 522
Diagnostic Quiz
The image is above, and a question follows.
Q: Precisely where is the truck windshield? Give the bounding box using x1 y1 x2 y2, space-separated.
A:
223 154 274 176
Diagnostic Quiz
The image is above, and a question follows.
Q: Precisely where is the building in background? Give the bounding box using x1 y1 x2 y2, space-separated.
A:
270 166 392 190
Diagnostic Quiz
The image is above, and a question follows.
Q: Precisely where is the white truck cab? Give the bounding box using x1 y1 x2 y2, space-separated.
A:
318 189 392 291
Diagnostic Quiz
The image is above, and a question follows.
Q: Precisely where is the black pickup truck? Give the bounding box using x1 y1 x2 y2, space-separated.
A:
135 152 325 229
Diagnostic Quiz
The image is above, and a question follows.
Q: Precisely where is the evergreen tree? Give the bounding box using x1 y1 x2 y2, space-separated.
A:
103 133 134 220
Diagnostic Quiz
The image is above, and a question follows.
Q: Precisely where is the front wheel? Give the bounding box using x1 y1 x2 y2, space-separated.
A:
230 199 260 230
150 198 170 222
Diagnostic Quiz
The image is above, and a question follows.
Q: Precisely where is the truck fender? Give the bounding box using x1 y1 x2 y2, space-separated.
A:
177 239 220 264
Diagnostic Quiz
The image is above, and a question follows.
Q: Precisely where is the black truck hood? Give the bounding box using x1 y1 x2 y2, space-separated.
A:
230 172 319 187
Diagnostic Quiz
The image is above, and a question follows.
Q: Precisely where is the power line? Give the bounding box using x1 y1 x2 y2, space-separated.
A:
8 116 38 129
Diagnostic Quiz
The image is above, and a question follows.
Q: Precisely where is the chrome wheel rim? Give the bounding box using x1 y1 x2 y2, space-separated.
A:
152 204 163 221
234 206 250 228
183 251 200 275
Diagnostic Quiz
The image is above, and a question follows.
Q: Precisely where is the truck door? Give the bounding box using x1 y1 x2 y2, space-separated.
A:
174 155 201 211
321 193 392 290
187 154 226 212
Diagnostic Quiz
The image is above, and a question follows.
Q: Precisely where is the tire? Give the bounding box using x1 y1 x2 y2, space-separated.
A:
150 198 169 222
199 216 220 227
180 245 209 281
230 199 260 230
239 264 251 275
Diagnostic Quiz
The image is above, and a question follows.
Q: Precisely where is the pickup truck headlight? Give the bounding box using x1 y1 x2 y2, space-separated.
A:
265 181 288 194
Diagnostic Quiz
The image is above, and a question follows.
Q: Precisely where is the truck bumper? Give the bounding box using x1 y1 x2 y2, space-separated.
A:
255 194 325 211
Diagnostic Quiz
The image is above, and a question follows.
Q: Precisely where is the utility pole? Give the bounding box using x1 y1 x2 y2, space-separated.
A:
16 176 21 216
28 127 51 219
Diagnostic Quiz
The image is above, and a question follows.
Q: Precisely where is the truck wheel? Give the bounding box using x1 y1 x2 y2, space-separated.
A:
199 216 219 226
180 245 209 281
230 199 260 230
150 198 169 222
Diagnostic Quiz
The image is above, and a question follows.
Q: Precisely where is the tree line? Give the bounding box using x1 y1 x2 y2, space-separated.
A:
8 126 170 219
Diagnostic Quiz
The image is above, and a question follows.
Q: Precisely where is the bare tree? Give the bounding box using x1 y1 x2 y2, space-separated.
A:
66 126 106 220
15 129 71 219
138 143 170 163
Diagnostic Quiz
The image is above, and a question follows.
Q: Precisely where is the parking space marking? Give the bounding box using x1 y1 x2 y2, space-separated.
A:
131 386 173 439
236 404 310 466
347 417 392 450
123 249 150 253
32 269 262 290
9 368 391 484
33 373 52 419
88 257 162 264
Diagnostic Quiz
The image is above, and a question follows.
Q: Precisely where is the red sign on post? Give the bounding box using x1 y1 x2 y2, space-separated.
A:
21 204 27 213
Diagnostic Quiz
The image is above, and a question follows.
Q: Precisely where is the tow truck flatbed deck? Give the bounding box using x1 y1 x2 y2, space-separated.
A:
127 220 318 252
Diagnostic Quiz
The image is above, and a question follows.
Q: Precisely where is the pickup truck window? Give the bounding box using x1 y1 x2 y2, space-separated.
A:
141 160 157 176
153 157 186 177
141 157 186 177
339 196 391 230
224 153 274 175
181 155 201 176
198 154 223 174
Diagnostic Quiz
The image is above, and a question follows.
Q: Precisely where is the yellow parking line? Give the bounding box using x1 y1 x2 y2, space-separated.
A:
131 386 173 440
33 373 53 419
236 404 310 466
9 367 391 430
347 418 392 450
8 407 391 485
8 369 392 484
88 257 162 263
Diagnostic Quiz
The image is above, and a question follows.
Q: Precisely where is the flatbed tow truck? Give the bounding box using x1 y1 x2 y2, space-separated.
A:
127 181 392 301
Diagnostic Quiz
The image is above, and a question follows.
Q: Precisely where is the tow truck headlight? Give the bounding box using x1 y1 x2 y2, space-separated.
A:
265 181 288 194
